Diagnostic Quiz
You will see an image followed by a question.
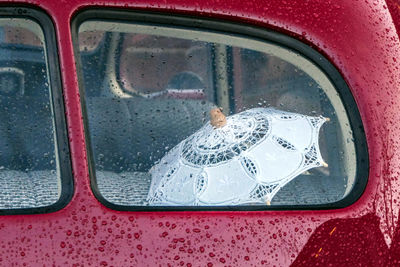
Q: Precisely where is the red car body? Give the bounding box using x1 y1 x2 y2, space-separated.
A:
1 0 400 266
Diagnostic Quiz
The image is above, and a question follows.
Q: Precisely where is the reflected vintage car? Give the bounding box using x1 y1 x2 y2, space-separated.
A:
0 0 400 266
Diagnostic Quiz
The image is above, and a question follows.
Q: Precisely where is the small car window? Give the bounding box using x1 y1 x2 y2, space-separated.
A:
77 18 366 209
0 18 63 210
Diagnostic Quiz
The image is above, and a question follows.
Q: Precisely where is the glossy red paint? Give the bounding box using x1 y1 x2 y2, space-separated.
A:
1 0 400 266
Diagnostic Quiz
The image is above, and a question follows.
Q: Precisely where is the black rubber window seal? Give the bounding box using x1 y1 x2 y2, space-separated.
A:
0 6 74 215
72 8 368 212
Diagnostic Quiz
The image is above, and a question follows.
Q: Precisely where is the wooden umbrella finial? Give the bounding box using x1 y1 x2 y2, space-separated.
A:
210 107 227 128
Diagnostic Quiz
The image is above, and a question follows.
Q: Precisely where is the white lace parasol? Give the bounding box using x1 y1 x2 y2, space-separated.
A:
147 107 327 206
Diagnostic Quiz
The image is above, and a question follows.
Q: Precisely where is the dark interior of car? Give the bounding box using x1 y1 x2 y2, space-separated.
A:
79 31 348 206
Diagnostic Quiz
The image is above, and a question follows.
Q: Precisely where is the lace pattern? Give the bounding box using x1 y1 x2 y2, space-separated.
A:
148 108 326 206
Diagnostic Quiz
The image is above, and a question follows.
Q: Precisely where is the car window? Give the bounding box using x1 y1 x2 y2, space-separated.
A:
0 17 69 211
76 18 366 209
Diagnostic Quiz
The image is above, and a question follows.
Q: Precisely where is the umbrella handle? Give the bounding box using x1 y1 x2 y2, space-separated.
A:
210 107 227 128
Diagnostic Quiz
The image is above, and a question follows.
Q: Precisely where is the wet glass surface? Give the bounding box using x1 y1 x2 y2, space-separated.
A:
78 21 358 207
0 19 60 209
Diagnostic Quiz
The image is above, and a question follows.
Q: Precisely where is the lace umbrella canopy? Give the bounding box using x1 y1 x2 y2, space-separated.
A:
147 107 327 206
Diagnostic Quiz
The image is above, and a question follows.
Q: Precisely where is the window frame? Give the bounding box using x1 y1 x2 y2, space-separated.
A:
72 9 368 211
0 7 73 215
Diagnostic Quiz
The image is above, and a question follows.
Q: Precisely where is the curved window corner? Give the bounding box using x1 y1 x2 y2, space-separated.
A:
73 10 368 211
0 8 73 214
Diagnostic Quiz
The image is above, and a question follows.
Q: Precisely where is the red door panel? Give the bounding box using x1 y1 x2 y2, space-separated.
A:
1 0 400 266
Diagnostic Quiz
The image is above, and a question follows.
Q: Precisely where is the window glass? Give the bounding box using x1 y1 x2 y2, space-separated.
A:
0 18 60 209
78 20 360 207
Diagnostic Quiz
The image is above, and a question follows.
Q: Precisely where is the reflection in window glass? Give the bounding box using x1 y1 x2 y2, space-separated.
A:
0 19 60 209
79 21 358 207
